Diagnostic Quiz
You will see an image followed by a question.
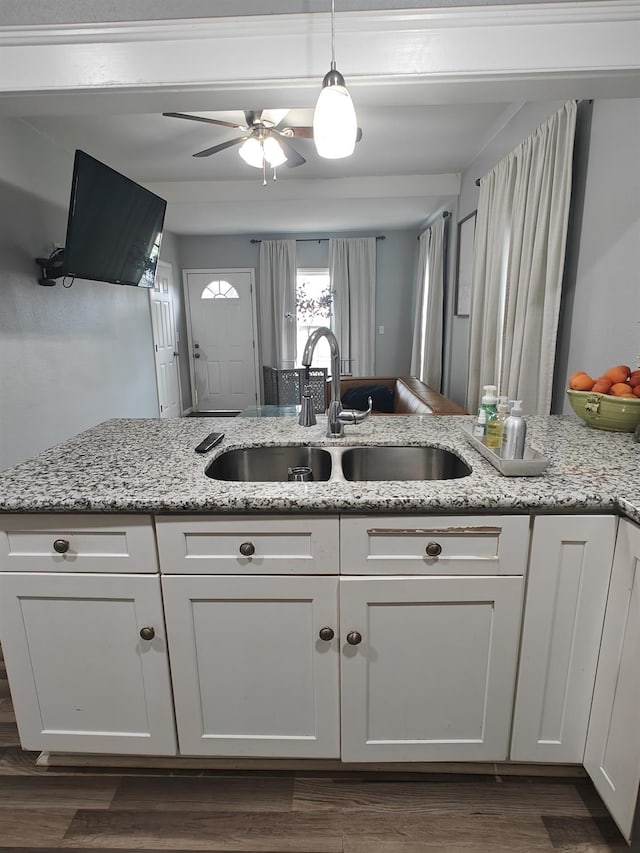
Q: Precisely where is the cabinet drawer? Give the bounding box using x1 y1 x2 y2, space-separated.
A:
0 514 158 573
156 515 339 574
341 515 529 575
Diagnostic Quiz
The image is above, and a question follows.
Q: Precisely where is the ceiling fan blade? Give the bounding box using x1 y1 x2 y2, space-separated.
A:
192 136 247 157
278 138 306 168
163 111 247 130
262 108 290 128
280 125 314 139
244 110 263 128
279 126 363 142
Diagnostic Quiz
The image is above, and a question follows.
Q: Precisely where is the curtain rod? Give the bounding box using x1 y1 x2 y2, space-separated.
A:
416 210 450 238
250 235 385 244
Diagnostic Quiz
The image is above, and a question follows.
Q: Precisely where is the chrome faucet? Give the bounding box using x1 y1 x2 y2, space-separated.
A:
301 326 372 437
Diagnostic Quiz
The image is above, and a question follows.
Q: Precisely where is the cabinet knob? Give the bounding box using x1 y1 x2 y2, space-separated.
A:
425 541 442 557
319 627 335 641
346 631 362 646
53 538 70 554
239 541 255 557
139 626 155 641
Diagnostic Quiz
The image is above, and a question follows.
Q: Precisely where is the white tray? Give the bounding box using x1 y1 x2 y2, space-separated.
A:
460 423 550 477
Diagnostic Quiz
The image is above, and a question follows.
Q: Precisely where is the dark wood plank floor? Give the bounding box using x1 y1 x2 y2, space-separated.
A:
0 649 629 852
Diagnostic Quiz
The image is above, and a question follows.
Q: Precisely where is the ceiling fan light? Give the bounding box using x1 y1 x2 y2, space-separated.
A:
263 136 287 167
238 137 264 168
313 81 357 159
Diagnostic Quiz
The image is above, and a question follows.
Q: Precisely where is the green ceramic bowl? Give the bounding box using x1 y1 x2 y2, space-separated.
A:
567 389 640 432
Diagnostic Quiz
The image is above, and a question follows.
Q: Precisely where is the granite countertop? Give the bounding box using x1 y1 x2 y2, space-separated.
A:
0 414 639 521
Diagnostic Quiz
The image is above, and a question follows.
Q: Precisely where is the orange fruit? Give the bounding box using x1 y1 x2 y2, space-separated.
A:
570 373 594 391
633 385 640 398
592 378 613 394
629 370 640 388
569 370 588 385
604 365 631 384
610 382 634 397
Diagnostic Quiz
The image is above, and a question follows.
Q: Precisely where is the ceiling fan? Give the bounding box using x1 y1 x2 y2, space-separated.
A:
163 109 313 168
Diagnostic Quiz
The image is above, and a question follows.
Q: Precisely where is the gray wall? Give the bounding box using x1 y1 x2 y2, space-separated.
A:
443 97 640 414
0 117 161 471
176 228 418 383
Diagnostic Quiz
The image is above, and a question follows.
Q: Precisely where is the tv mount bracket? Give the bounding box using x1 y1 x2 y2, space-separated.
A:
35 248 66 286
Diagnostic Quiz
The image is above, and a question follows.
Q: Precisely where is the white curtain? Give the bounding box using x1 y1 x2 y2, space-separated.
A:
411 216 446 389
329 237 376 376
259 239 297 368
467 100 577 415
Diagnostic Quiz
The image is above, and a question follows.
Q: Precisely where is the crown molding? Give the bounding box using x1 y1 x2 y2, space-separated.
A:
0 1 637 103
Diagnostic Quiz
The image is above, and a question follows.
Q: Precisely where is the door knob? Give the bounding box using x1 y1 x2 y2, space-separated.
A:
53 538 70 554
139 626 155 641
319 627 335 641
346 631 362 646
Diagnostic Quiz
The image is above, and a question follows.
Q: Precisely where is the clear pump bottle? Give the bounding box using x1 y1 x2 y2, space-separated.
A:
485 399 511 449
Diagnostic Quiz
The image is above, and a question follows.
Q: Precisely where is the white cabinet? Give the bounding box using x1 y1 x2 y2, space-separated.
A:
340 574 524 762
0 571 176 755
511 515 617 763
162 574 340 758
339 514 529 762
584 518 640 842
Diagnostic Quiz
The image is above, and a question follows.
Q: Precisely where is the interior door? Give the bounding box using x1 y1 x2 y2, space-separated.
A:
184 269 258 413
149 261 181 418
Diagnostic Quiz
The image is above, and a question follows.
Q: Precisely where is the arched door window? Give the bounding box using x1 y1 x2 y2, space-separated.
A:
201 280 240 300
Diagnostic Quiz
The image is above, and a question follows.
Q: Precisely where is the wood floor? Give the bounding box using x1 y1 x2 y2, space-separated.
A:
0 651 629 852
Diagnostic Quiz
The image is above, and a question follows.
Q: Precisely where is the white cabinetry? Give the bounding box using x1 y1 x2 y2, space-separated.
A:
0 515 176 755
511 515 617 763
340 574 524 762
585 518 640 842
162 575 340 757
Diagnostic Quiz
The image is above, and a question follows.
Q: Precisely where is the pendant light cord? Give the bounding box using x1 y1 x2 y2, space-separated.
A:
330 0 336 71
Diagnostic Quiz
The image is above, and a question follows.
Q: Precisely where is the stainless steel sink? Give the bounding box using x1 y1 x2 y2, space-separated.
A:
206 446 332 482
340 445 471 481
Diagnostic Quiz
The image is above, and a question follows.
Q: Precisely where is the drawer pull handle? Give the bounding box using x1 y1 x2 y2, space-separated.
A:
139 626 155 641
239 541 255 557
425 541 442 557
319 627 335 641
346 631 362 646
53 538 70 554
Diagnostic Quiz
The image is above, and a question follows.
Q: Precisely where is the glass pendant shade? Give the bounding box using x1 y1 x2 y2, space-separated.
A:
239 135 287 168
263 136 287 167
313 78 357 158
238 137 264 168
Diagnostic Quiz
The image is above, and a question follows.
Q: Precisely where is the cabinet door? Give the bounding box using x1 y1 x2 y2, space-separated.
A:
511 515 617 763
0 573 176 755
584 519 640 842
340 575 524 762
162 575 340 757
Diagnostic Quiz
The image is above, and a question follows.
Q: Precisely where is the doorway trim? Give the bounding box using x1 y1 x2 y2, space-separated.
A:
149 259 183 418
182 267 260 412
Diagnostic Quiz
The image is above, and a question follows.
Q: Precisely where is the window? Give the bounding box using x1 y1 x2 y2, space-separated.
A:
201 280 239 300
295 268 333 371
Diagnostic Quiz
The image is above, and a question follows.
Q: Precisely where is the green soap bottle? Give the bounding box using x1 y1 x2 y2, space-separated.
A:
486 399 510 449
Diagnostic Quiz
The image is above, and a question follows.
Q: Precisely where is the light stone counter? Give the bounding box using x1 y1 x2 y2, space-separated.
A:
0 414 638 519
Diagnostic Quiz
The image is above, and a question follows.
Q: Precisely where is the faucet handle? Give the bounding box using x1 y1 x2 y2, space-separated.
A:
338 396 373 425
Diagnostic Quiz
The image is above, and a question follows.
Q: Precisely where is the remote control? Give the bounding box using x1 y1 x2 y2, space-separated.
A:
194 431 225 454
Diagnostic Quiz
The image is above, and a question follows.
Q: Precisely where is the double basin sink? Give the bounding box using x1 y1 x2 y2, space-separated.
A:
206 444 471 483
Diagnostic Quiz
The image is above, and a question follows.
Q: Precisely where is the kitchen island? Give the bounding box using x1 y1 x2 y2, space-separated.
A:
1 413 640 843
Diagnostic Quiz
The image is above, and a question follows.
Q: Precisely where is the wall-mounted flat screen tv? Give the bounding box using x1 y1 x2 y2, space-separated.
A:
62 149 167 288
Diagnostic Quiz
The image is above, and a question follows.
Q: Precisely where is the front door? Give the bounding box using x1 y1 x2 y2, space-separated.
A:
149 261 181 418
184 269 259 413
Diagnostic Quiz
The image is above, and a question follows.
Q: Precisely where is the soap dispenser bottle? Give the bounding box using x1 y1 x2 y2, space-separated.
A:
501 400 527 459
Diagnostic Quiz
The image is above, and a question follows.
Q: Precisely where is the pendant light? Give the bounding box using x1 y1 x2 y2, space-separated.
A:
313 0 358 159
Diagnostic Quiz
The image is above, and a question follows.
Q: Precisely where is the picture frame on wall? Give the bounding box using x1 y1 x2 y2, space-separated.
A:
455 210 476 317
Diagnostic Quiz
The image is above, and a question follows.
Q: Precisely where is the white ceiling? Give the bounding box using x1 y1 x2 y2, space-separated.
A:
21 102 511 235
5 2 638 236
